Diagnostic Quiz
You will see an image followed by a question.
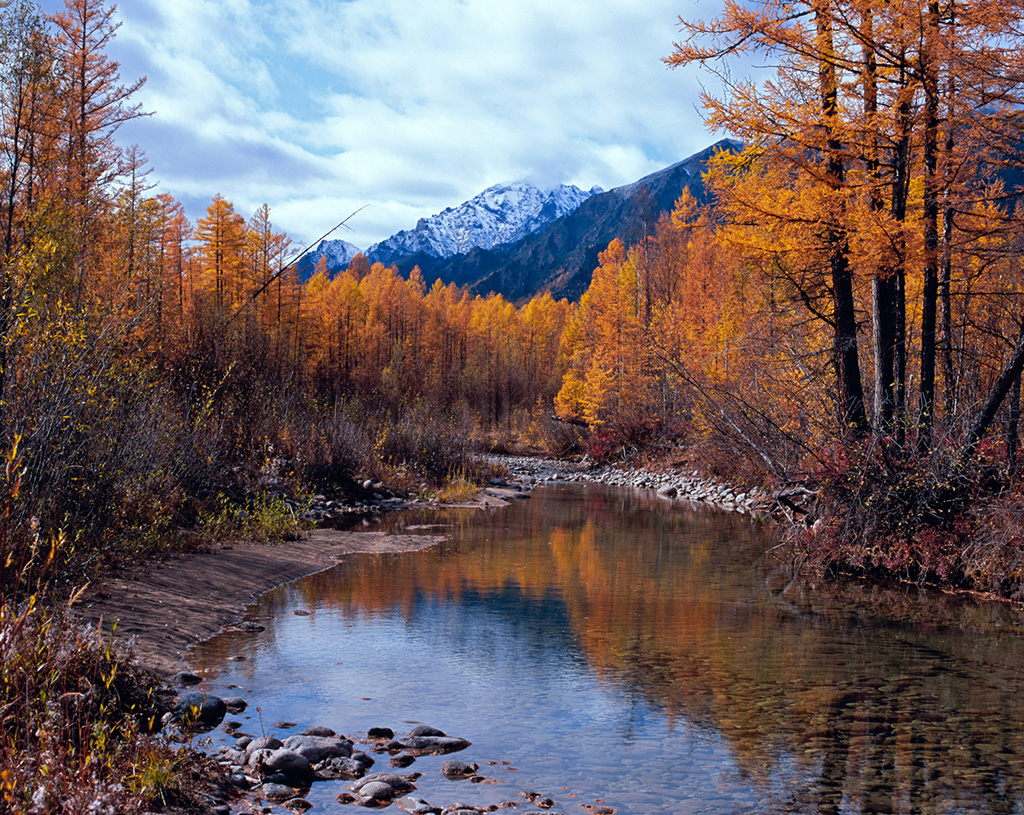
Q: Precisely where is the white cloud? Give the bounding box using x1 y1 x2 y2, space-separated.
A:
37 0 723 250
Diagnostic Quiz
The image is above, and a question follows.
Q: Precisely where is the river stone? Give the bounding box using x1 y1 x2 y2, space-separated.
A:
235 736 253 751
657 485 677 497
405 735 471 754
216 746 246 766
284 799 313 813
354 780 397 803
245 736 284 758
283 734 353 762
259 782 296 802
171 670 202 686
263 748 314 782
390 753 416 767
228 771 250 789
247 748 275 771
317 756 370 780
222 697 247 713
301 725 336 737
408 725 447 738
172 692 226 727
352 751 375 768
352 772 416 794
441 760 478 778
396 796 443 814
368 726 395 739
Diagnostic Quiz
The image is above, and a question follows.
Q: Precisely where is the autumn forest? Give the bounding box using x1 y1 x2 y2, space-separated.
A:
4 0 1024 809
0 0 1023 603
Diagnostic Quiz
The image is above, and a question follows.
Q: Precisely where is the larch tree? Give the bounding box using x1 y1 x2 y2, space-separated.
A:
49 0 146 307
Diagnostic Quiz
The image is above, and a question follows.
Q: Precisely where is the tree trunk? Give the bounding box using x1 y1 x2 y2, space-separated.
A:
818 4 869 436
918 0 942 451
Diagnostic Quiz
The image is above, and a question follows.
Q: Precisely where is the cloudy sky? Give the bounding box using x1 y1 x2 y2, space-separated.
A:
41 0 724 253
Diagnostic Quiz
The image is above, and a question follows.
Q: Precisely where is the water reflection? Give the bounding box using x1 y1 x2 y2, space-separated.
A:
193 483 1024 814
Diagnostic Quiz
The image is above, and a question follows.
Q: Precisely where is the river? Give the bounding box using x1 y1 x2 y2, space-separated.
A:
191 482 1024 814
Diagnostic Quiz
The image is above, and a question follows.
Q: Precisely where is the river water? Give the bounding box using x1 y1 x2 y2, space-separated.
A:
192 482 1024 815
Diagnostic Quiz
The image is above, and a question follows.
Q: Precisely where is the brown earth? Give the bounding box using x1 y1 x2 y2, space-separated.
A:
73 529 445 676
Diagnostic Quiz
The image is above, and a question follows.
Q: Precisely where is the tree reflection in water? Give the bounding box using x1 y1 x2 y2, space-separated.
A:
195 483 1024 815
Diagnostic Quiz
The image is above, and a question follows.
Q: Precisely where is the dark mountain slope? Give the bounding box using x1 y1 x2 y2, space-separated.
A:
406 139 740 302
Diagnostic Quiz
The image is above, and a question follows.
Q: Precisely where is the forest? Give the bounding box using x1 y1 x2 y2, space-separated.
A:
5 0 1024 809
0 0 1022 599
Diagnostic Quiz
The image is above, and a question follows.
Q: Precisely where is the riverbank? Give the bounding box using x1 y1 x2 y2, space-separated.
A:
75 529 445 676
75 454 777 680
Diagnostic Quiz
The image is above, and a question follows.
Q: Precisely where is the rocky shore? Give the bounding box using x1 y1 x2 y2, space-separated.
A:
478 455 776 516
163 678 592 814
287 455 780 525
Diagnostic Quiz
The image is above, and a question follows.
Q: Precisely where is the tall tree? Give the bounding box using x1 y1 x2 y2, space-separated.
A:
49 0 146 306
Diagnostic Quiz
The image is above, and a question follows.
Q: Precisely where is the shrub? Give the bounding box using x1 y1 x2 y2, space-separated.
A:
805 436 991 585
0 597 204 815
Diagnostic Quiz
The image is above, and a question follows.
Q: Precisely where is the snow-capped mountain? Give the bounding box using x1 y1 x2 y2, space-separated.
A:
304 237 361 271
367 182 602 265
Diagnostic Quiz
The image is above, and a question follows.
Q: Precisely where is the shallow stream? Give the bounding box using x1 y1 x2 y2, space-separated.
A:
192 482 1024 814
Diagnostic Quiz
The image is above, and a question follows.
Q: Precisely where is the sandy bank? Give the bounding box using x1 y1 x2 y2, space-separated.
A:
74 529 444 676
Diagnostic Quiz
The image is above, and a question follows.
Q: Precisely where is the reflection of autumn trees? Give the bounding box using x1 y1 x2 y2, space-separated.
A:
270 489 1024 813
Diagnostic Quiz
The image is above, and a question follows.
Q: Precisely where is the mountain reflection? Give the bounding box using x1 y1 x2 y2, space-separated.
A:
196 483 1024 815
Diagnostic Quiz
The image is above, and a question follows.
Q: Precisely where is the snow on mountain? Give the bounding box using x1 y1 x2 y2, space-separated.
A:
368 182 602 265
304 237 361 271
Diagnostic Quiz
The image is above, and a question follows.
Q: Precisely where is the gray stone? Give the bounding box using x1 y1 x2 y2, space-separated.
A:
301 725 336 737
245 736 283 758
316 756 369 780
352 772 416 794
405 735 471 754
283 734 353 763
408 725 446 738
354 780 397 803
263 748 314 782
396 796 443 814
222 697 247 713
441 760 478 778
259 782 296 802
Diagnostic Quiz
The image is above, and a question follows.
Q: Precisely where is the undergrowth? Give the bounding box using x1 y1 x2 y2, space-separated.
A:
0 596 217 815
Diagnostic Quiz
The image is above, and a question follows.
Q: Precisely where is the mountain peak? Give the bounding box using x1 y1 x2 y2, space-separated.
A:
367 181 598 265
